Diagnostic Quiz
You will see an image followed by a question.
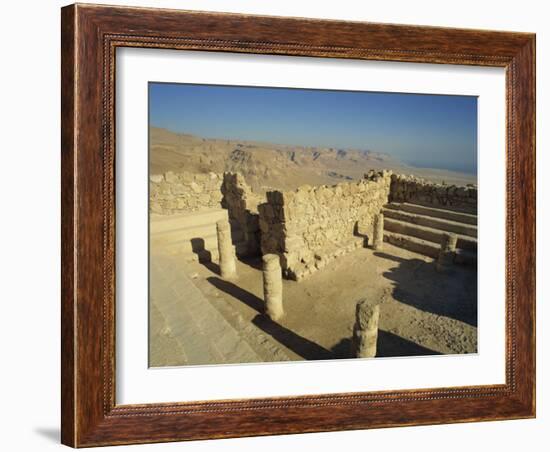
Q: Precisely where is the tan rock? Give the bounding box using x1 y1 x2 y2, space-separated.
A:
262 254 284 321
189 182 203 194
149 174 164 184
352 298 380 358
164 171 178 183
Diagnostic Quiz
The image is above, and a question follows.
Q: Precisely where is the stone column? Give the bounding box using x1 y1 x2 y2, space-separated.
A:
262 254 284 321
216 219 237 279
352 298 380 358
436 232 458 272
372 213 384 251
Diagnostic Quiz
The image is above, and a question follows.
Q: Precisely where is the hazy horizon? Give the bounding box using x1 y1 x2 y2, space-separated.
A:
149 82 478 175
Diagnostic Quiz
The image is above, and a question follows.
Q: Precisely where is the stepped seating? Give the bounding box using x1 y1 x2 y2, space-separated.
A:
150 208 247 262
382 202 477 266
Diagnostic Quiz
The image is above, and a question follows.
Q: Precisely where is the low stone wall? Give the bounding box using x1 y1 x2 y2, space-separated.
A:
389 174 477 213
149 171 223 214
149 169 477 277
259 171 392 280
221 173 263 256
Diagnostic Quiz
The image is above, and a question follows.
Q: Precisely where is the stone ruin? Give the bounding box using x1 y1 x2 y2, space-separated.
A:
220 172 263 257
390 173 477 213
150 169 478 361
149 169 478 280
149 171 223 214
258 171 392 280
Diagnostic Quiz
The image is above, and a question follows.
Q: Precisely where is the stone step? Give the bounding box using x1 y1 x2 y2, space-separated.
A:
384 231 439 259
383 232 477 265
152 252 296 364
150 252 264 365
152 222 218 244
150 208 229 234
384 218 477 251
164 234 249 258
386 202 477 225
152 217 245 243
382 208 477 238
204 292 299 363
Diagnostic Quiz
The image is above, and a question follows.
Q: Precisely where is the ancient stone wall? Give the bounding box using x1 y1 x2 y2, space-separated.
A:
221 173 263 256
149 169 477 276
389 174 477 213
149 171 223 214
258 171 392 280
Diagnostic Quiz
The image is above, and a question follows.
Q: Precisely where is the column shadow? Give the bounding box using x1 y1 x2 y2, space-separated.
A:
330 337 353 359
206 276 332 360
376 330 440 357
238 256 263 271
330 330 440 359
191 237 220 274
353 221 369 247
251 314 333 360
206 276 264 313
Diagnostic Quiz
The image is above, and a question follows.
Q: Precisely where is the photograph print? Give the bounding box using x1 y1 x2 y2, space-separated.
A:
148 83 478 367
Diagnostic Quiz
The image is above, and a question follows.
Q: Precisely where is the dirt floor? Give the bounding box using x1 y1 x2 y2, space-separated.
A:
183 242 477 362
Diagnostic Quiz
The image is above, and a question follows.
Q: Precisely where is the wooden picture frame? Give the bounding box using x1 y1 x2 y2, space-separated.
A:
61 3 535 447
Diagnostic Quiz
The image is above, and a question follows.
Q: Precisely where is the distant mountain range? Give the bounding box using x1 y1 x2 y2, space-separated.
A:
149 127 476 191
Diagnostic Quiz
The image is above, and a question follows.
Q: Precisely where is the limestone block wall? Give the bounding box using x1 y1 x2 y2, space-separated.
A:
259 171 392 280
149 171 223 214
389 174 477 213
221 172 263 256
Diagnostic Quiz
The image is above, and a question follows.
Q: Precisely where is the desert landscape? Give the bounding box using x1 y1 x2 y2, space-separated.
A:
148 126 478 367
150 127 477 193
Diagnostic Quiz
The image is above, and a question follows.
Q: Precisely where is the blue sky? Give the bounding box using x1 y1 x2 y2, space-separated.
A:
149 82 478 174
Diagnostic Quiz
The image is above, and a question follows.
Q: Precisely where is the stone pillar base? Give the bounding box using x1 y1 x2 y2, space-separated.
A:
351 298 381 358
262 254 284 321
216 219 237 279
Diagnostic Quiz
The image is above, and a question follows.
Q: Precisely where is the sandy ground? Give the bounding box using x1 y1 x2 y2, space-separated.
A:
167 242 477 363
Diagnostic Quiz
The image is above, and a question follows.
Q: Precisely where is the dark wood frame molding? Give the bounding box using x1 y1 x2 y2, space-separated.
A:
61 3 536 447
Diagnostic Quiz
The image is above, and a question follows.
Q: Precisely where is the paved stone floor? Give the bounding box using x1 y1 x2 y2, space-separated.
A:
150 239 477 367
149 251 263 366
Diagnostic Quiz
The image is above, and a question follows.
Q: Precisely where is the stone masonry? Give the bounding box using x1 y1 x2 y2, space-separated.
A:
216 219 237 279
221 172 263 257
351 298 381 358
390 173 477 213
148 168 478 281
149 171 223 214
262 254 284 321
258 171 392 281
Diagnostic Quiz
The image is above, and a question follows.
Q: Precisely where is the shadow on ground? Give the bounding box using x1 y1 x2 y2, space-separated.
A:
207 276 331 360
376 330 440 357
252 314 332 360
330 337 353 359
374 251 478 327
207 275 438 361
191 237 221 274
207 276 264 312
200 249 474 361
238 256 263 271
331 331 439 359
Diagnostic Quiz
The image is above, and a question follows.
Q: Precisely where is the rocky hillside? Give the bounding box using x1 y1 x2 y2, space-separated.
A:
150 127 404 192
